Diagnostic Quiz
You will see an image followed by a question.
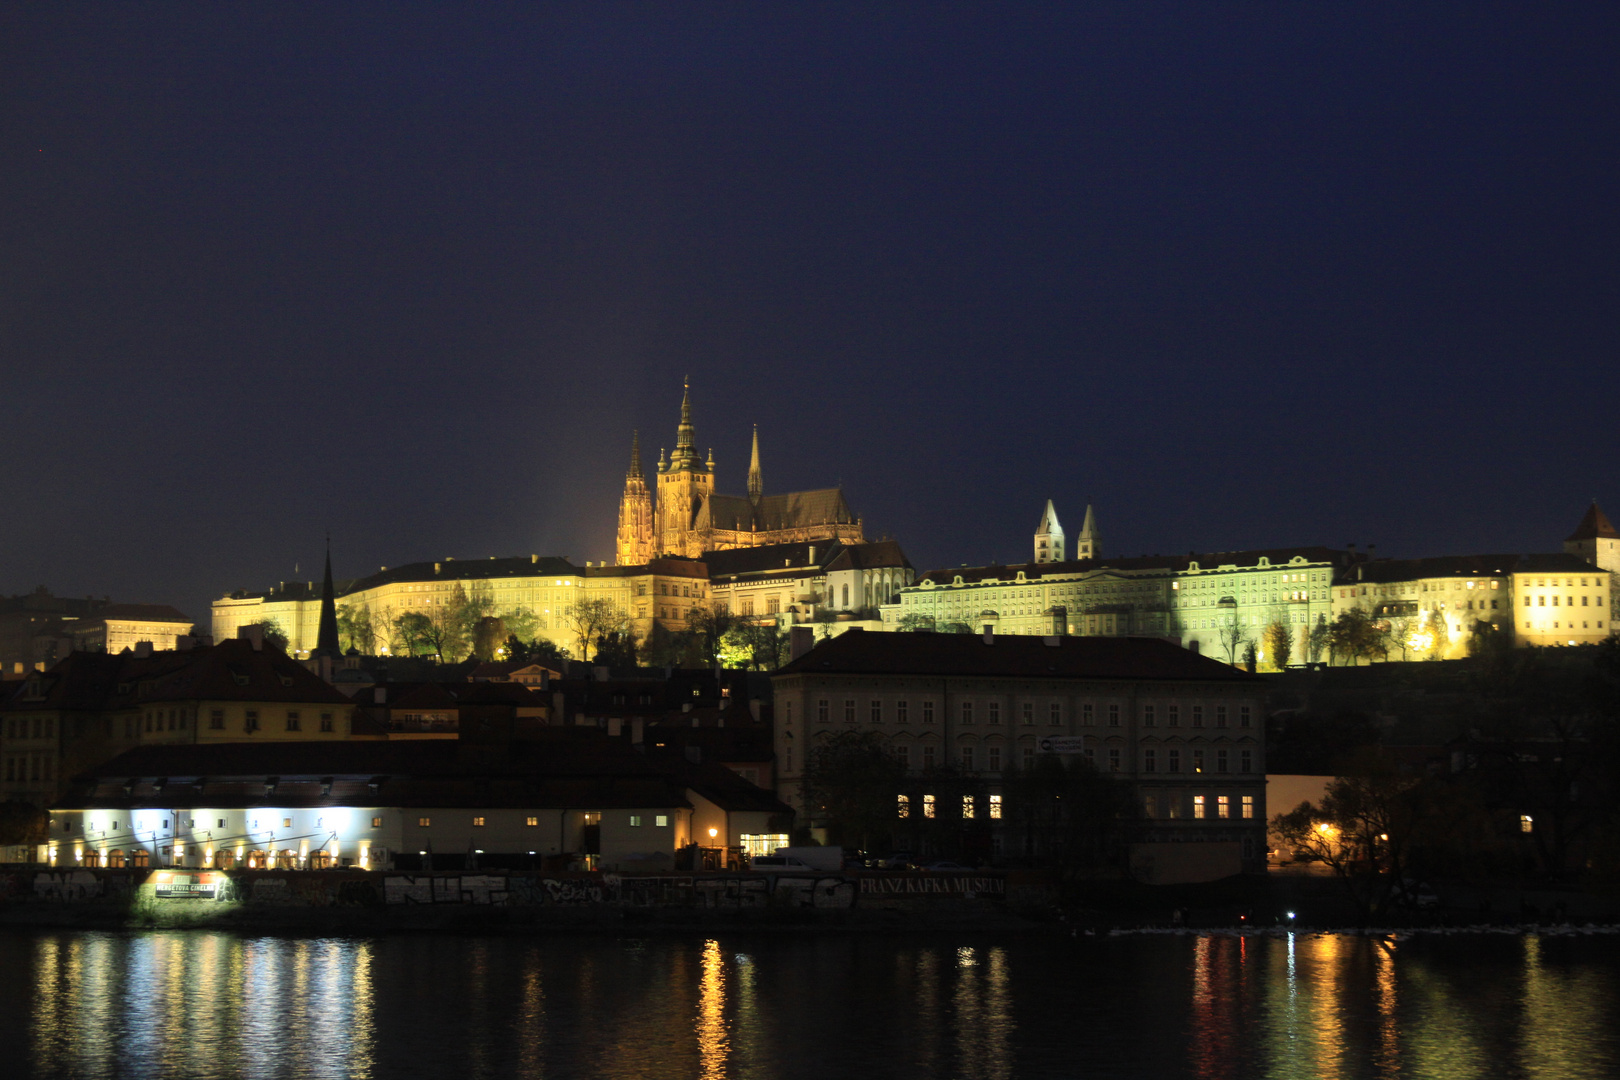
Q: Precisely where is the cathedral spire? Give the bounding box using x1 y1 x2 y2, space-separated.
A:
1076 503 1100 560
1034 499 1063 563
628 430 644 480
672 378 697 468
748 425 763 502
312 535 341 659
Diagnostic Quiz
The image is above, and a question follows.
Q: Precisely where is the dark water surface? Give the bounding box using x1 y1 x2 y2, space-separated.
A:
2 929 1617 1079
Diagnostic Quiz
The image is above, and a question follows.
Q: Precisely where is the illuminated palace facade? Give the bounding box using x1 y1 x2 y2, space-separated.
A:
214 556 710 658
617 384 863 565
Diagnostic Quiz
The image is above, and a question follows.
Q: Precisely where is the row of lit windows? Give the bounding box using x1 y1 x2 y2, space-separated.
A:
1142 794 1255 820
887 743 1256 775
411 813 670 828
808 698 1252 729
1524 621 1604 632
897 793 1003 820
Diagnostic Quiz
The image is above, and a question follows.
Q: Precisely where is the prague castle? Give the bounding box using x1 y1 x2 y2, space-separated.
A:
617 383 863 564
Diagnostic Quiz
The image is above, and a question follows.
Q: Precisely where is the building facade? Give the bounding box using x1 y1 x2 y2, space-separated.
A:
772 629 1267 870
885 545 1343 664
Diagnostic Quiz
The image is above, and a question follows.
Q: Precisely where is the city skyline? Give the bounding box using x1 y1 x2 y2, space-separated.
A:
4 6 1618 624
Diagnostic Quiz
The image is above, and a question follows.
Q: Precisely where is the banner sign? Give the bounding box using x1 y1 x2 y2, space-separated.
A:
1038 736 1088 754
150 871 224 900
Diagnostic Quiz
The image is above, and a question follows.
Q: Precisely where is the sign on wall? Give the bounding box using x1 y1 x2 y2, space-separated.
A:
149 871 224 899
1038 736 1088 755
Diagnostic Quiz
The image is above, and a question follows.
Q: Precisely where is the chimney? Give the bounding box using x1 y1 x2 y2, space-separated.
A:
133 641 153 658
238 625 264 651
175 636 196 652
807 545 816 564
789 626 815 661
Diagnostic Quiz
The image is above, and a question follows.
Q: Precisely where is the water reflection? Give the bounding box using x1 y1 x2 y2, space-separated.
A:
7 930 1620 1079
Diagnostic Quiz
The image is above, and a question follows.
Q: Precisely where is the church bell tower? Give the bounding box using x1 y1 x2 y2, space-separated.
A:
616 431 656 566
655 381 714 558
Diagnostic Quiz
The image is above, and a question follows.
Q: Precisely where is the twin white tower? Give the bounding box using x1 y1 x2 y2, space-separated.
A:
1034 500 1099 564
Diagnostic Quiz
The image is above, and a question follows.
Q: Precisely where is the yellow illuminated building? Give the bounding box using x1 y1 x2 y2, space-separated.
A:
213 555 709 658
618 383 863 564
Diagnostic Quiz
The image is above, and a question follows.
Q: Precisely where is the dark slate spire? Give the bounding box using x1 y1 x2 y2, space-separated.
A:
628 430 644 480
1566 500 1619 542
313 537 341 659
748 424 763 502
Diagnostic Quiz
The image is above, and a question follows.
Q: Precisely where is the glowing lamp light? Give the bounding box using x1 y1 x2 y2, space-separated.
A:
707 828 719 839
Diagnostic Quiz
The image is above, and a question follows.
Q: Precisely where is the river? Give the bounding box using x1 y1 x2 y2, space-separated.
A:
1 929 1617 1079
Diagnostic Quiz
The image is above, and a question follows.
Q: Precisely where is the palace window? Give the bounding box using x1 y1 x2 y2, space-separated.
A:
989 795 1002 820
1143 704 1156 727
1108 704 1120 728
1108 748 1121 772
922 746 936 769
1217 749 1229 773
1144 749 1157 773
286 711 301 732
1241 749 1253 773
1215 705 1227 728
473 816 486 827
1168 705 1180 727
962 795 975 819
1241 796 1254 820
1050 703 1062 725
896 700 908 724
1168 749 1181 773
987 702 1001 725
961 747 975 770
817 699 829 723
923 794 936 818
844 700 856 723
1082 703 1094 726
1192 706 1204 728
961 702 974 724
871 700 883 724
1193 795 1206 820
897 795 910 819
1193 750 1205 774
1239 705 1251 728
1021 702 1033 725
923 701 935 724
1217 796 1230 819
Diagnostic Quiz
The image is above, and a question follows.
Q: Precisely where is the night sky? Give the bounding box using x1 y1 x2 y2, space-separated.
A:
5 4 1618 624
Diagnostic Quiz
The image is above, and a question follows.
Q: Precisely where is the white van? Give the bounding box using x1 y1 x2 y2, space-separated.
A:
747 855 821 873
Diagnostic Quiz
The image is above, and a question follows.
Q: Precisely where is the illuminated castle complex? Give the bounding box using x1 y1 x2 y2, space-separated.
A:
617 384 863 564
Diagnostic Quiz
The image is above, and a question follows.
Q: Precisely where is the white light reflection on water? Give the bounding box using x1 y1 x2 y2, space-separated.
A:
696 938 729 1080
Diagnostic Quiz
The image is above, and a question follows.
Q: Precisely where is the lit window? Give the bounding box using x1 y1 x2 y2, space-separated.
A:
371 816 383 828
418 817 431 828
1241 796 1254 819
1520 814 1534 834
525 816 538 827
1193 796 1206 820
472 816 485 827
923 794 936 818
629 815 642 827
989 794 1002 820
1217 796 1230 819
897 795 910 819
655 815 669 827
282 818 292 828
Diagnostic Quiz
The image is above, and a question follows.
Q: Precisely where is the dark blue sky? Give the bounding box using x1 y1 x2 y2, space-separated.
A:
4 4 1618 624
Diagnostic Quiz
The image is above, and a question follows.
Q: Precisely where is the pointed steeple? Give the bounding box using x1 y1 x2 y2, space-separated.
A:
628 430 645 480
312 536 341 659
672 378 698 469
1566 500 1619 542
1075 503 1100 560
1034 500 1064 563
748 425 763 501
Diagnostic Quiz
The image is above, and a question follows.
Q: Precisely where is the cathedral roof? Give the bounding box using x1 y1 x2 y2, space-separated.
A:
701 542 843 577
825 540 911 571
695 489 857 532
1566 501 1618 542
1035 499 1061 536
918 546 1348 585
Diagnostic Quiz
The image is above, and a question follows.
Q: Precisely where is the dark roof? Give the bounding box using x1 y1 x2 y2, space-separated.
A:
587 558 708 580
53 731 781 814
1567 502 1619 542
776 628 1262 683
701 541 843 578
697 489 856 532
2 639 350 713
1338 553 1604 586
919 546 1347 584
825 540 911 572
335 556 582 597
81 604 192 624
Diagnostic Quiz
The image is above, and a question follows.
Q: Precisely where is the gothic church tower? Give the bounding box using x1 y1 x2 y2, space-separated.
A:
616 431 656 566
655 382 714 558
1034 500 1064 563
1075 503 1100 560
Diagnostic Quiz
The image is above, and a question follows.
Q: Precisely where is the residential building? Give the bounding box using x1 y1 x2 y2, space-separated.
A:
772 628 1267 873
0 636 364 811
44 734 791 872
1564 501 1620 628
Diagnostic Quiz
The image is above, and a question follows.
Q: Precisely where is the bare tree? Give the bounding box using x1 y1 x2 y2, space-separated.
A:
562 598 624 661
1217 618 1251 666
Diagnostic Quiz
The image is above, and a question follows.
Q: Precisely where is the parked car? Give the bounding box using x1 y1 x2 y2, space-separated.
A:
920 861 971 872
873 853 916 870
1389 878 1440 909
